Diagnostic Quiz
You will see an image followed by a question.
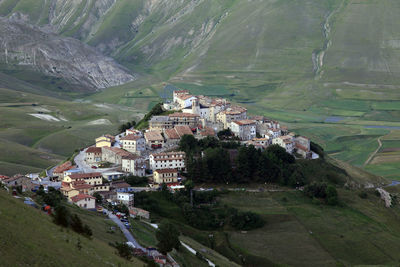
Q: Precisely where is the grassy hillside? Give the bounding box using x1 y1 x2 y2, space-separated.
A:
0 189 144 266
220 188 400 266
0 85 143 175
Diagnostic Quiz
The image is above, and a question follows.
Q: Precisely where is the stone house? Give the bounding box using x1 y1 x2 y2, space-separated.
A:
230 119 257 141
120 134 145 154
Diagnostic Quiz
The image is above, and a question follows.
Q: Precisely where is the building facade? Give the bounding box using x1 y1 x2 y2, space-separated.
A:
120 135 145 154
85 147 102 163
149 151 186 171
121 155 146 176
153 169 178 184
230 120 257 141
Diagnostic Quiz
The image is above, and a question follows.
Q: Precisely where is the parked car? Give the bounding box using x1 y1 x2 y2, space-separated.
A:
91 166 97 169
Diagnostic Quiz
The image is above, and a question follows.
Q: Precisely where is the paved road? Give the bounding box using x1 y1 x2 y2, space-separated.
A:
104 209 144 250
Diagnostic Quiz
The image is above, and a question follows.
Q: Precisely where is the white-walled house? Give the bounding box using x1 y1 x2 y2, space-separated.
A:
230 120 257 141
149 151 186 171
272 135 294 154
71 194 96 210
117 192 134 207
120 134 145 154
121 154 146 177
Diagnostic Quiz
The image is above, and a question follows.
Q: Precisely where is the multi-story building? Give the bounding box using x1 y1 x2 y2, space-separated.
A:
182 98 210 119
149 116 173 131
85 147 102 163
153 169 178 185
272 135 294 154
168 112 200 129
95 135 113 148
230 120 257 141
294 136 312 159
53 161 75 180
71 194 96 210
64 172 103 186
149 151 186 171
121 154 146 177
120 134 145 154
117 192 134 207
173 90 198 109
216 106 247 128
144 131 164 149
61 180 93 200
101 147 132 165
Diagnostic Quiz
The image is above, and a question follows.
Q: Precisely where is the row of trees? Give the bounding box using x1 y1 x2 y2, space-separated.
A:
118 120 136 133
181 134 300 186
53 205 93 237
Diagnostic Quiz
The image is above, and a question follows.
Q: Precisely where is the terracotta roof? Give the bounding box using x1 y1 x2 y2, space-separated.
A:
222 106 247 115
69 172 101 179
102 147 132 157
71 194 95 203
155 168 178 174
112 181 131 189
0 175 10 180
174 90 189 94
200 127 215 137
122 154 141 160
144 131 164 141
177 94 195 100
86 147 102 153
54 161 72 174
164 128 180 140
296 143 310 152
73 183 93 190
121 134 142 141
168 112 199 118
175 125 193 136
232 119 256 126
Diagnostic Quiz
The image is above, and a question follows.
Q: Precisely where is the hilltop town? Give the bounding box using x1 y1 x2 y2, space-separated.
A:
1 89 319 211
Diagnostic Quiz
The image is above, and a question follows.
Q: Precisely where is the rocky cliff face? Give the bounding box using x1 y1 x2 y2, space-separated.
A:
0 16 135 90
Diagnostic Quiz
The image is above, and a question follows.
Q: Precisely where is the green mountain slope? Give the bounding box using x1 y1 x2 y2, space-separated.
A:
0 0 399 179
0 189 143 266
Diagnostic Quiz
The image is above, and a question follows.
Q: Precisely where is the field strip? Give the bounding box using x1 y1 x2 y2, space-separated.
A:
364 137 382 166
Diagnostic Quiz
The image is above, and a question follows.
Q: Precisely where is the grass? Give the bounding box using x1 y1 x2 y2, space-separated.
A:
0 189 144 266
219 190 400 266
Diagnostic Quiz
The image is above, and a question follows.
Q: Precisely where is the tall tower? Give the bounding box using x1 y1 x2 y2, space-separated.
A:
192 98 200 115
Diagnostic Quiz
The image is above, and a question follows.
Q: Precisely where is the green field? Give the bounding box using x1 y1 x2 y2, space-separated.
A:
219 189 400 266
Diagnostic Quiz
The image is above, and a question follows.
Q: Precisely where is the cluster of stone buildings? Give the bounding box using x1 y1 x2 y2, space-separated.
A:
162 89 313 158
44 89 315 211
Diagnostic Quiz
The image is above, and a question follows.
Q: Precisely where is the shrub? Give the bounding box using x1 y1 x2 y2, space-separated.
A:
358 191 368 199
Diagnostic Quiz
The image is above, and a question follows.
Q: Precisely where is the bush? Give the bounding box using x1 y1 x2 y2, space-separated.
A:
230 210 265 231
358 191 368 199
115 242 132 260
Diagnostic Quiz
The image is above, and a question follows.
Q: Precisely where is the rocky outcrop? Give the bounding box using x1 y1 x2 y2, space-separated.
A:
0 16 135 90
376 188 392 208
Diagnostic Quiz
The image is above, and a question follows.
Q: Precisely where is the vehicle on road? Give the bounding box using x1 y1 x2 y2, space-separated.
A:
91 166 97 169
126 242 135 248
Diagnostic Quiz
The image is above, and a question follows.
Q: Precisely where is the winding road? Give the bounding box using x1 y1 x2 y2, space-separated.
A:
104 209 144 250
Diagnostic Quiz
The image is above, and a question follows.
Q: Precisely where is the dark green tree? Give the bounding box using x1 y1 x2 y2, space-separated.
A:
53 205 70 227
156 221 180 254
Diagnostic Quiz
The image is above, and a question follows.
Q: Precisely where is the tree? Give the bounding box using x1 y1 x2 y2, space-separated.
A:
53 205 70 227
93 192 103 204
266 145 295 165
115 242 132 260
326 185 338 205
156 221 180 254
179 134 198 155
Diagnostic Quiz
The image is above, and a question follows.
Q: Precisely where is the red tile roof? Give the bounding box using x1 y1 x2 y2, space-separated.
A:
71 194 95 203
168 112 199 118
54 161 73 174
102 147 132 157
175 125 193 136
155 168 178 174
86 147 102 153
232 119 256 126
164 128 180 140
144 131 164 141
